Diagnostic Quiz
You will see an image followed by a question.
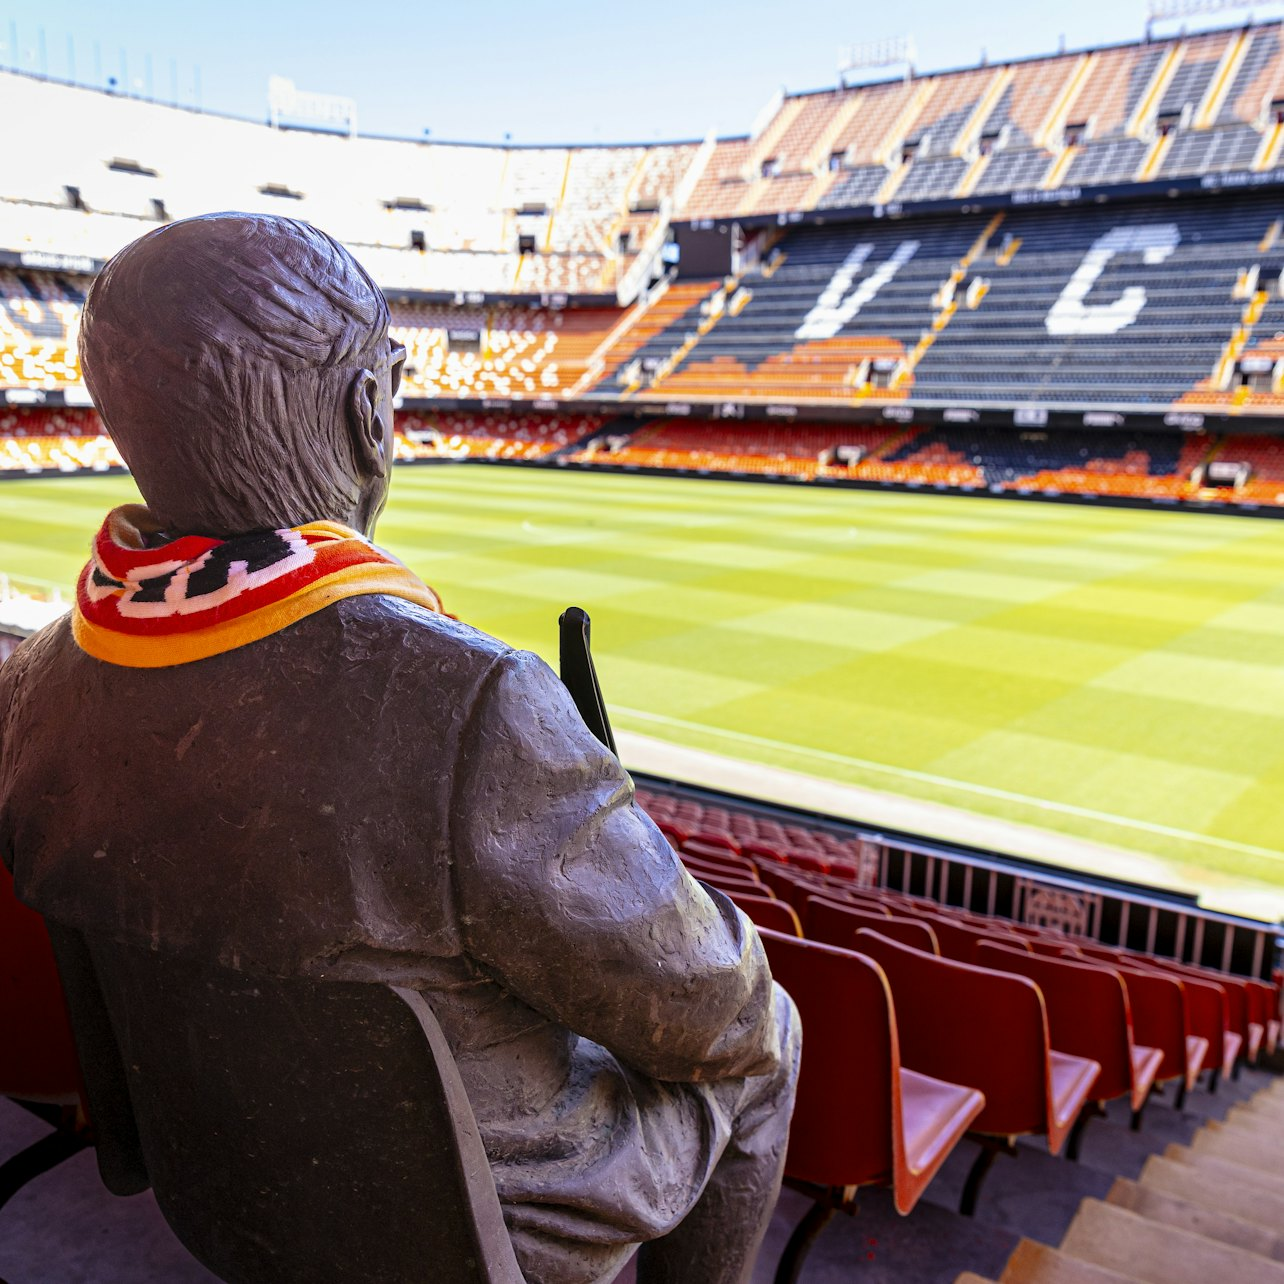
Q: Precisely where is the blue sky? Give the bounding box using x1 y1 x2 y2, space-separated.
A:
1 0 1271 143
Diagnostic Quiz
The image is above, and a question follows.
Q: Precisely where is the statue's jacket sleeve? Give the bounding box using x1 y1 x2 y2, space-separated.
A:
451 648 781 1085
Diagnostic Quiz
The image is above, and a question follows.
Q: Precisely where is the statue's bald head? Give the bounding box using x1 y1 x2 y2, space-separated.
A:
81 212 397 537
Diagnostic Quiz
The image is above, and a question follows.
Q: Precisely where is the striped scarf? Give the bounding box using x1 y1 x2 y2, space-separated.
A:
73 504 445 668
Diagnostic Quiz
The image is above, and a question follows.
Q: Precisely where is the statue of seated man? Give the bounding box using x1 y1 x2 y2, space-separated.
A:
0 213 800 1284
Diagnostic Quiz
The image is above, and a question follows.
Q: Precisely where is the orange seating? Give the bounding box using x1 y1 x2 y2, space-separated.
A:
727 892 801 938
758 929 984 1276
804 896 940 955
975 943 1163 1132
852 928 1100 1214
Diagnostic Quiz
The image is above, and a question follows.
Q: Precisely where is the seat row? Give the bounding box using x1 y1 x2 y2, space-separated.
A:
658 824 1281 1281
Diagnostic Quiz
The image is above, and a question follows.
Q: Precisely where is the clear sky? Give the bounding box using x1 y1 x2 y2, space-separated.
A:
1 0 1273 144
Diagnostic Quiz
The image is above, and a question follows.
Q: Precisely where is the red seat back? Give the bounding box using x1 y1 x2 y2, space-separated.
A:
1139 967 1227 1070
682 854 760 884
758 930 896 1190
975 942 1135 1104
728 893 801 937
1110 963 1190 1086
696 872 766 899
903 912 1029 964
804 896 939 954
853 929 1056 1143
679 843 757 878
1148 959 1251 1044
0 862 81 1101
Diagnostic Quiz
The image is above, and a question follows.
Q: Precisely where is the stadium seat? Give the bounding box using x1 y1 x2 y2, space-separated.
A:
1145 959 1261 1071
975 942 1163 1136
901 911 1033 965
727 892 802 938
0 862 90 1210
48 927 526 1282
852 928 1100 1214
692 871 766 899
757 929 984 1280
803 895 940 954
680 850 761 882
1245 980 1281 1057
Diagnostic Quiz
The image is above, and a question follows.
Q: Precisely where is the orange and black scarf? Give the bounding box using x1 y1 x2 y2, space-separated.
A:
73 505 446 668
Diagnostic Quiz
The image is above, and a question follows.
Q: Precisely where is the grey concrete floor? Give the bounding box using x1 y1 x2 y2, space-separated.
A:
0 1066 1274 1283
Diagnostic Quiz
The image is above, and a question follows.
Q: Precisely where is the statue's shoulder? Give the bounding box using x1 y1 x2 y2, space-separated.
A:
322 592 513 671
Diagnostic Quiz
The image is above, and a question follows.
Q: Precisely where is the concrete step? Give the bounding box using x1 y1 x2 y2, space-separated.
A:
1138 1154 1284 1231
1227 1101 1284 1129
1058 1199 1284 1284
1105 1176 1284 1261
1206 1114 1284 1147
1162 1143 1284 1196
1189 1125 1284 1175
988 1238 1142 1283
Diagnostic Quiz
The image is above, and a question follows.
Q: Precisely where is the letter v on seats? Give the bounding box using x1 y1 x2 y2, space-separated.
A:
795 240 921 341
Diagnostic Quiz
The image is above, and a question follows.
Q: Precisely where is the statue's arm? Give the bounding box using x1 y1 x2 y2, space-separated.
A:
450 648 781 1084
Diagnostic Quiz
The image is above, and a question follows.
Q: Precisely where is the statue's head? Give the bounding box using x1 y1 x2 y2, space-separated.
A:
80 212 404 538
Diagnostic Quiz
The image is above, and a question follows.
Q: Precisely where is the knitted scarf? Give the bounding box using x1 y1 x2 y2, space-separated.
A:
73 504 446 668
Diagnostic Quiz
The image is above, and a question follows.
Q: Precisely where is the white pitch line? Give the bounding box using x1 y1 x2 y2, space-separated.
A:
613 705 1284 865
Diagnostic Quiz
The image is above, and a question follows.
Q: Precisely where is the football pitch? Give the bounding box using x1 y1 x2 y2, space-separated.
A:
4 465 1284 907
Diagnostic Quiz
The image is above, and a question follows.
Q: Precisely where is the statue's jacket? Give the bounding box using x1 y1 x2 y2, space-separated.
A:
0 595 785 1256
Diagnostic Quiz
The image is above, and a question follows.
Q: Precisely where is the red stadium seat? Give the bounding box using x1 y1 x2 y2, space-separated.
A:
679 845 759 879
1246 979 1281 1057
1101 961 1207 1106
728 893 801 938
852 928 1099 1214
680 853 761 884
693 872 766 899
901 910 1033 965
1144 959 1248 1080
0 862 89 1207
803 896 940 955
974 942 1163 1136
757 929 984 1277
739 841 788 864
686 831 740 854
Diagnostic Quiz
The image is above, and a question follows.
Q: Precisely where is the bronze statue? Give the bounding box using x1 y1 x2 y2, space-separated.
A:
0 213 800 1284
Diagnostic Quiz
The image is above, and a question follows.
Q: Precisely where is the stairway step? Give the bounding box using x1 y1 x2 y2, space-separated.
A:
1228 1100 1284 1127
1209 1113 1284 1145
992 1238 1141 1283
1139 1154 1284 1232
1059 1199 1284 1284
1106 1177 1284 1261
1163 1144 1284 1196
1190 1126 1284 1175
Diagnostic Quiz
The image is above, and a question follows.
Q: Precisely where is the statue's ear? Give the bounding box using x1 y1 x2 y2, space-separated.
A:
346 368 388 480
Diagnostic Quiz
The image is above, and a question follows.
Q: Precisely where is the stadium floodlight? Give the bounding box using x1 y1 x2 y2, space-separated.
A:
1145 0 1281 26
268 75 358 137
838 36 917 84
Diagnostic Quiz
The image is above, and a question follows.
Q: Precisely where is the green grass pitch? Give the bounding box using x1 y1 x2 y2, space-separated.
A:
3 465 1284 899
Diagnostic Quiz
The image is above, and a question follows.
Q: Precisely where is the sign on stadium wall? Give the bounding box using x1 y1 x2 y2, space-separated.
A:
402 395 1284 436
